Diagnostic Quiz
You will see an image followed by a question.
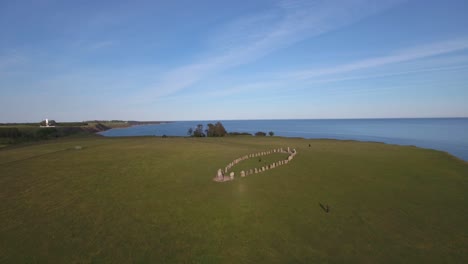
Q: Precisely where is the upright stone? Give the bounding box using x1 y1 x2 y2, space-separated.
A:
217 169 223 181
230 172 235 180
241 170 245 177
254 168 258 173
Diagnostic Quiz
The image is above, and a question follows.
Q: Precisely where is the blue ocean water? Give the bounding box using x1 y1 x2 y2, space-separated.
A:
100 118 468 161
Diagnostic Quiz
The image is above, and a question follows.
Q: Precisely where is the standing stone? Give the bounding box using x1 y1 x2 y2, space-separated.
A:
287 147 290 153
288 156 293 161
285 160 289 164
230 172 235 180
241 171 245 177
254 168 258 173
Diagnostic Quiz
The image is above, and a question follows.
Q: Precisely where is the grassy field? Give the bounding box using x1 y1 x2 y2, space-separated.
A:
0 136 467 263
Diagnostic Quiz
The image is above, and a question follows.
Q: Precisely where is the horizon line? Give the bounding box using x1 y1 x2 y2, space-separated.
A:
2 116 468 124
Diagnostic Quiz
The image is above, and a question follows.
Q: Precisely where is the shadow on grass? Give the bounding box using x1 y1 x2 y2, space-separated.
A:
319 203 330 213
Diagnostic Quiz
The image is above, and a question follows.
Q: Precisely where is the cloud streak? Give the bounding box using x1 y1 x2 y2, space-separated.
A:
202 38 468 97
292 38 468 80
149 0 403 98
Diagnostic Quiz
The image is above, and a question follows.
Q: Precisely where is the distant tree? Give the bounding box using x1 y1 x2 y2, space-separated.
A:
206 123 215 137
187 127 193 136
268 131 274 136
214 122 227 137
193 124 205 137
206 122 227 137
255 131 266 136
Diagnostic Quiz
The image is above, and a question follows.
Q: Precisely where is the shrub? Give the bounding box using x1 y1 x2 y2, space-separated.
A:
35 128 58 139
255 131 266 136
228 132 252 136
0 128 21 138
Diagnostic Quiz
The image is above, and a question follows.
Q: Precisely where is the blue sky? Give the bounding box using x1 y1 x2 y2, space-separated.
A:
1 0 468 122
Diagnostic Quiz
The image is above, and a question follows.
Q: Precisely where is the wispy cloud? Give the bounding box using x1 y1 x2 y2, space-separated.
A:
206 38 468 97
307 64 468 84
148 0 403 98
0 53 26 72
292 38 468 80
87 40 115 51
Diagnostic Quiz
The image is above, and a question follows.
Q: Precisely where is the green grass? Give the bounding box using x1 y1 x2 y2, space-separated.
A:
0 136 467 263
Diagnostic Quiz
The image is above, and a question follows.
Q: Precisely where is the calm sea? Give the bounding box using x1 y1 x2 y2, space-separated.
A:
100 118 468 161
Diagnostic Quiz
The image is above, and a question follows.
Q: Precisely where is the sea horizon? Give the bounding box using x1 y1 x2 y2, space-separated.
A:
137 116 468 122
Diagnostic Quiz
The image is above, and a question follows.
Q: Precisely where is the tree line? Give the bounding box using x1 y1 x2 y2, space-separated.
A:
186 122 274 137
187 122 227 137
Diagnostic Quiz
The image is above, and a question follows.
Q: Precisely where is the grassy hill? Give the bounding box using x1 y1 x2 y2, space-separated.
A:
0 122 110 147
0 136 467 263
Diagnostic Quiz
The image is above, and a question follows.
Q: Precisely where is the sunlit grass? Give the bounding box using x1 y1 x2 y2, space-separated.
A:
0 136 467 263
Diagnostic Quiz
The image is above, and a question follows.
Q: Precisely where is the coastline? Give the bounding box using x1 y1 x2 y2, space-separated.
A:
98 118 468 162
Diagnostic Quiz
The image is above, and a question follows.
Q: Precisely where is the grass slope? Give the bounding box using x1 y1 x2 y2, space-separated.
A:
0 136 467 263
